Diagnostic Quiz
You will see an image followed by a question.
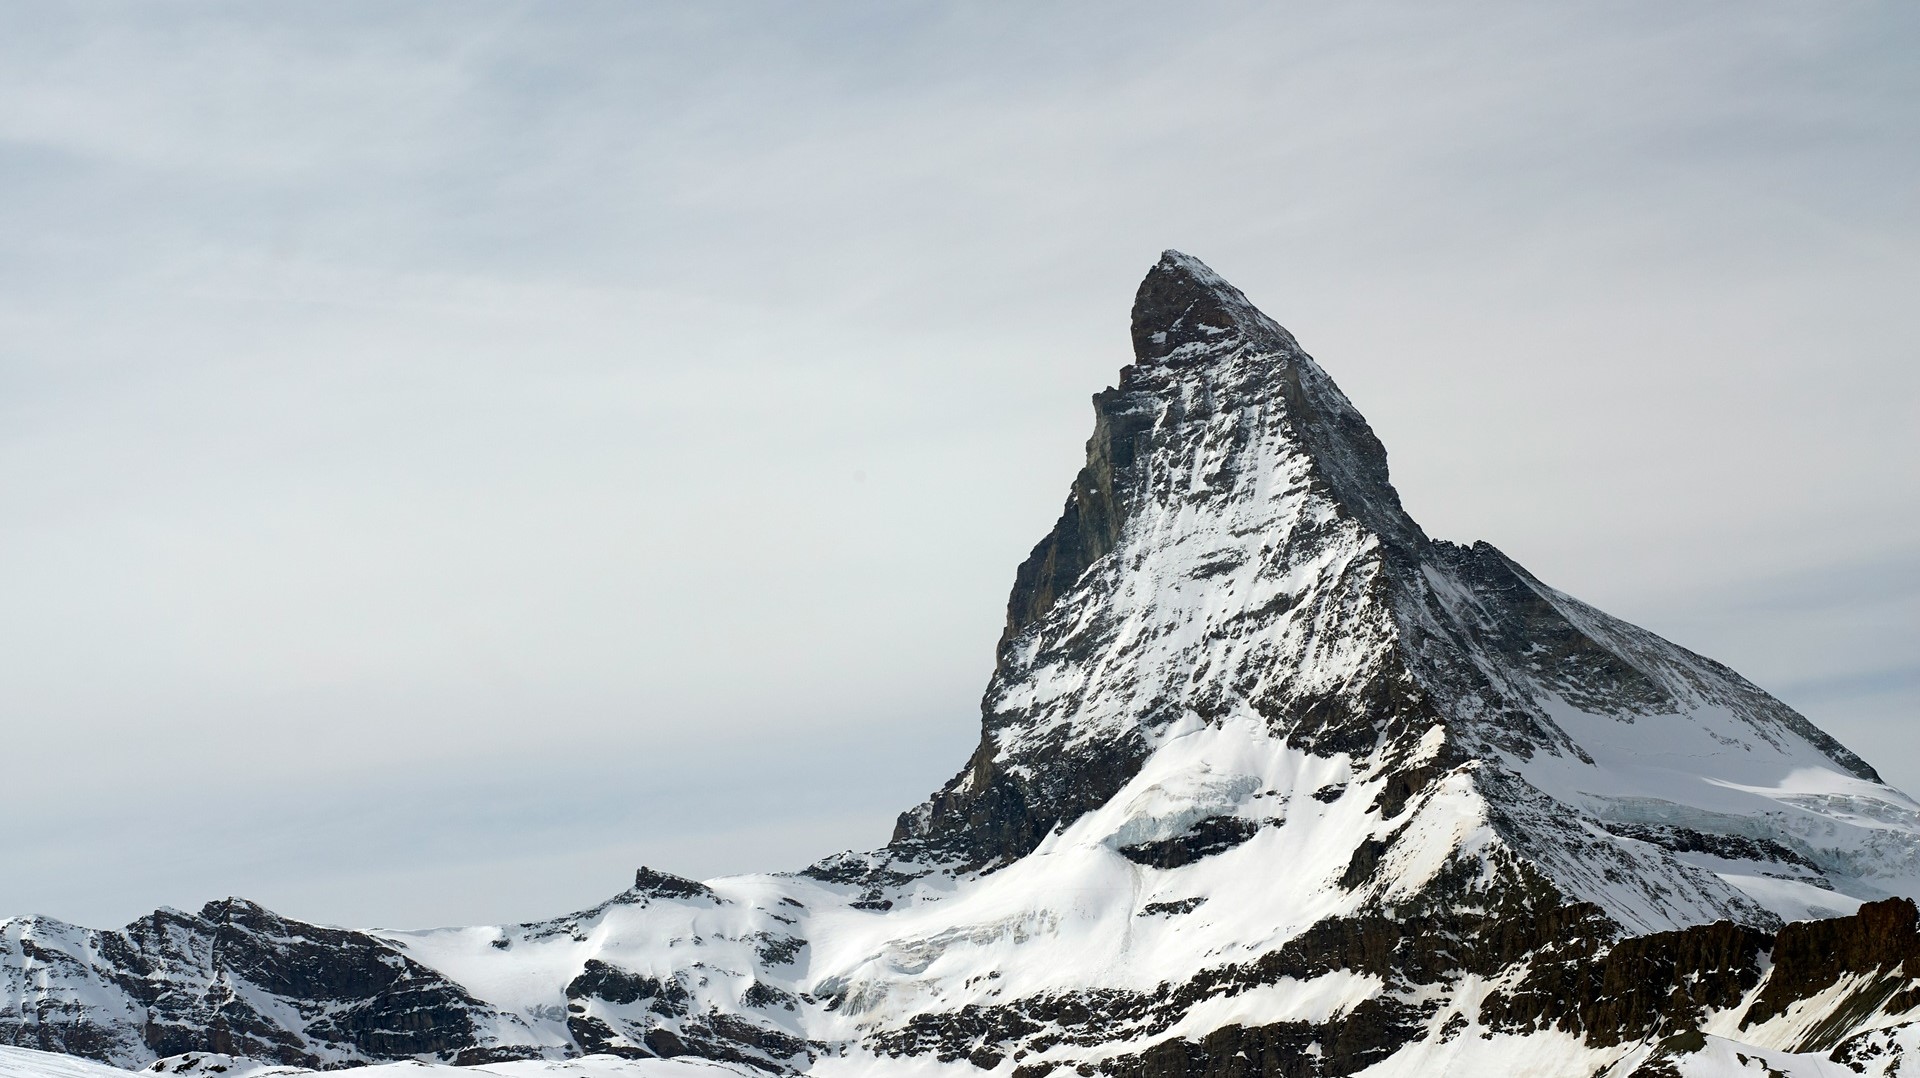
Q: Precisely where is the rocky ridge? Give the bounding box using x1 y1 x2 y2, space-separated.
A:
5 252 1920 1078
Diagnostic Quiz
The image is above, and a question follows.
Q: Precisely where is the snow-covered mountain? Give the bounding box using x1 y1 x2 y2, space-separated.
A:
6 252 1920 1078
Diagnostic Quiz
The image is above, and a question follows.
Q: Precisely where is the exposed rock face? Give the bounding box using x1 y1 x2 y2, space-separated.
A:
0 899 517 1068
5 252 1920 1078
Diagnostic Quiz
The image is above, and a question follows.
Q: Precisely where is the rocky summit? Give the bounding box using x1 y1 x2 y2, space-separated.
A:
6 252 1920 1078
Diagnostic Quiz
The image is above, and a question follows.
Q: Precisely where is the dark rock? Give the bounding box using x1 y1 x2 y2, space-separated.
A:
642 1028 687 1058
1105 998 1421 1078
1600 822 1820 871
566 960 690 1015
752 932 806 966
632 867 720 902
1119 817 1261 869
0 900 501 1068
1480 918 1769 1047
741 982 799 1011
1741 898 1920 1047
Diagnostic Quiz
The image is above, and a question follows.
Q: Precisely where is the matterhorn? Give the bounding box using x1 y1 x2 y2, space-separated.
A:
6 252 1920 1078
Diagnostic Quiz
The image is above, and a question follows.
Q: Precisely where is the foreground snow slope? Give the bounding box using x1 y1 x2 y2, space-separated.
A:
0 1047 749 1078
6 252 1919 1077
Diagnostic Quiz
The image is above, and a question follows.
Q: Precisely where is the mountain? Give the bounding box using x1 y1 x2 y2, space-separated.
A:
5 252 1920 1078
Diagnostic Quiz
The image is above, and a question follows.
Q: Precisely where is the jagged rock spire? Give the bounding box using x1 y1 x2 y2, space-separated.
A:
1130 250 1302 365
999 251 1420 654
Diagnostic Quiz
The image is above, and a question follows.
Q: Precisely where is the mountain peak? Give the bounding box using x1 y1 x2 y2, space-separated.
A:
1128 250 1423 556
893 250 1905 934
1130 249 1300 365
1148 248 1232 291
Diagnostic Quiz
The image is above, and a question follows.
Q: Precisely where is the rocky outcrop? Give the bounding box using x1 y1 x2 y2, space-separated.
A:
0 900 514 1069
1482 918 1772 1046
1742 898 1920 1045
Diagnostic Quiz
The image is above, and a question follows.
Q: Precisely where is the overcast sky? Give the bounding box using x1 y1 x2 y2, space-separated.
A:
2 2 1915 931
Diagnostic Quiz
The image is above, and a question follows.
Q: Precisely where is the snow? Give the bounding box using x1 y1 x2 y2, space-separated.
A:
1713 873 1862 922
1160 972 1383 1041
0 1049 751 1078
0 1048 139 1078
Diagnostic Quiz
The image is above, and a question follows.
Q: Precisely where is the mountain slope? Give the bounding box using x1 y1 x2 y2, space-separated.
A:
4 252 1918 1078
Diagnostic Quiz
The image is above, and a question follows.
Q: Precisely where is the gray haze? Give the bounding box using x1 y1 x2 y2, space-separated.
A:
2 2 1914 930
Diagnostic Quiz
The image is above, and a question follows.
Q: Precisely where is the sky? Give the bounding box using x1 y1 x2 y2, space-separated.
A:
1 2 1915 931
